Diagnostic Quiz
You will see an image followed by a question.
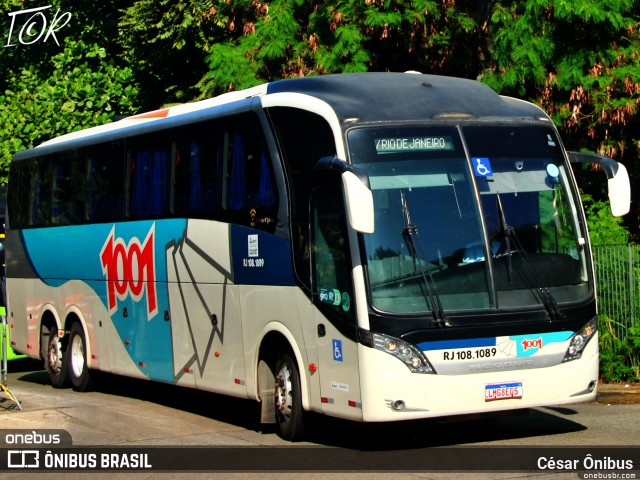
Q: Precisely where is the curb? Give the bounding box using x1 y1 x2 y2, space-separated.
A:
596 383 640 404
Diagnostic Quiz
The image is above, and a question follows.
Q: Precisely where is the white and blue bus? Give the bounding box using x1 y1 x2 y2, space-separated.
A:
6 72 630 440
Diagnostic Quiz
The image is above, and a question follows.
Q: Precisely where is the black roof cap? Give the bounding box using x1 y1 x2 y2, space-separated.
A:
266 72 543 123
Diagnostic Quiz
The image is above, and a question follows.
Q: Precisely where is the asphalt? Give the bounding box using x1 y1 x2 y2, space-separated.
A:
1 363 640 480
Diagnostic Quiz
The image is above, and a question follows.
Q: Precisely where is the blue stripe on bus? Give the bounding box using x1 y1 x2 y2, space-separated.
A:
417 337 497 351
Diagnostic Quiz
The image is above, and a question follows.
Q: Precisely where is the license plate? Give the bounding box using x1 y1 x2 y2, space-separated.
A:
485 382 523 402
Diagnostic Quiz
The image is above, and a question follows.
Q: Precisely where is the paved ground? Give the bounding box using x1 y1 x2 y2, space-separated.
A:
1 359 639 480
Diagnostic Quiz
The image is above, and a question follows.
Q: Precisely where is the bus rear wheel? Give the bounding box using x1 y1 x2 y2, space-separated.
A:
274 353 304 441
68 323 92 392
46 327 70 388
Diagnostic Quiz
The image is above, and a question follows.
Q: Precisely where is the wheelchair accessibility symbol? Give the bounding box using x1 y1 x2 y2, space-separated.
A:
332 339 343 362
472 157 493 177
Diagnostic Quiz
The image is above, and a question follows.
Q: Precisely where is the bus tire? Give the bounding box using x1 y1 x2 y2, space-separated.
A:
68 323 92 392
46 327 70 389
274 352 304 441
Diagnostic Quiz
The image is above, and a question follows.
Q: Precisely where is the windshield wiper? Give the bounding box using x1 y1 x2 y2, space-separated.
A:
400 190 447 327
495 193 565 320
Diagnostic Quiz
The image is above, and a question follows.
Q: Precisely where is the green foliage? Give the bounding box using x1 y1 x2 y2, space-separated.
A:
119 0 218 108
484 0 640 238
581 193 630 245
121 0 481 99
0 40 139 184
599 315 640 382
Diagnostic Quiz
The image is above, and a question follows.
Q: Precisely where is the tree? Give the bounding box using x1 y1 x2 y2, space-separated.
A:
118 1 482 100
197 0 482 96
482 0 640 238
0 40 139 184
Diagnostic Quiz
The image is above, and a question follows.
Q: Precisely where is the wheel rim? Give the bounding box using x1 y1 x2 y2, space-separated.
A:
275 362 293 421
48 336 63 374
70 334 85 379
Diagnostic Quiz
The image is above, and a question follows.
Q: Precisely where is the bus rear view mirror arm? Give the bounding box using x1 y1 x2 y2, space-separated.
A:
568 151 631 217
314 157 375 234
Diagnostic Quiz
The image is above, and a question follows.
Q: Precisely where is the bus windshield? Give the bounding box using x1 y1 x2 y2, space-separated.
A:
348 125 589 315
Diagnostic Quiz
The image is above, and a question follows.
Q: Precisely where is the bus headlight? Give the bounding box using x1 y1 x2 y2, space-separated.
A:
562 317 597 362
372 333 436 374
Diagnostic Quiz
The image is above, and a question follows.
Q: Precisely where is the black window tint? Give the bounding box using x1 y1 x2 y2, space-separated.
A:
267 107 336 291
312 185 355 323
30 157 52 227
52 149 86 226
127 134 171 219
87 141 125 223
223 113 278 232
7 160 29 229
173 122 221 219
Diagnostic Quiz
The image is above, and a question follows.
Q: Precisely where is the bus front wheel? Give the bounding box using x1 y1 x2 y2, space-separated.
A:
46 327 70 389
68 323 92 392
274 353 304 441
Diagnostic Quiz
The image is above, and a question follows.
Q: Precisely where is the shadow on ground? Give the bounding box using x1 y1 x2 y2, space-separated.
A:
10 359 589 450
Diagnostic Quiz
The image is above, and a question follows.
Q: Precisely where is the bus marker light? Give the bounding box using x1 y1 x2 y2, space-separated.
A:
58 330 65 338
91 354 97 360
138 362 145 367
308 363 317 373
215 351 220 357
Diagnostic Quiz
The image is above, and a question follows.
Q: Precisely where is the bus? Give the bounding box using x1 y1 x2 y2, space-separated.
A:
5 72 630 440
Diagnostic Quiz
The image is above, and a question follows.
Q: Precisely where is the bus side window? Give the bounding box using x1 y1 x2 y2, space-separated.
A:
8 159 32 229
173 123 222 219
223 114 278 232
30 157 52 227
127 134 170 219
86 141 125 223
52 149 86 226
311 186 354 323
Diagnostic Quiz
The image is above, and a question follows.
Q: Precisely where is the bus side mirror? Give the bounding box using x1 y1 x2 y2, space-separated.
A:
568 151 631 217
314 156 375 234
342 171 375 234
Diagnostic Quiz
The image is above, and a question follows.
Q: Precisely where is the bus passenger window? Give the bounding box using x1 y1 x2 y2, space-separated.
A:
173 124 221 219
127 135 170 219
29 157 52 227
52 150 86 226
223 114 278 233
87 141 125 223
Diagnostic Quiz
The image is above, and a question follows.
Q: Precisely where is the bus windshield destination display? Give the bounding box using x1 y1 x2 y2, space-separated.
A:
375 136 454 153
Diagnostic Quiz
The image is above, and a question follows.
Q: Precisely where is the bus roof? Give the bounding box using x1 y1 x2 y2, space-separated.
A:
15 72 549 160
264 72 546 123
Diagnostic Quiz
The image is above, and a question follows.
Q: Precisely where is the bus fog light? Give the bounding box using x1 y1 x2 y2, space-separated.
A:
392 400 405 411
